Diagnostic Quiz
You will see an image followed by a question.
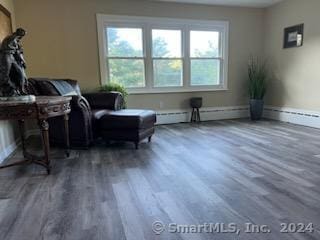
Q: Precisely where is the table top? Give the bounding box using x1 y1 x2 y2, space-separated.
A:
0 96 72 107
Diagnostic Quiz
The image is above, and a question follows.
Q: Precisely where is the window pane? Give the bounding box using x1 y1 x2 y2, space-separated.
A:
190 31 219 58
152 29 181 58
153 60 183 87
107 28 143 57
108 59 145 88
191 59 220 86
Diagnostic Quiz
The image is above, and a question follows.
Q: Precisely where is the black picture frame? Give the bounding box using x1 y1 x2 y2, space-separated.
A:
283 24 304 49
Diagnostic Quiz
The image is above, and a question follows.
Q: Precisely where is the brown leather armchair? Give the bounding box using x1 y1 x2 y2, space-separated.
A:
27 78 123 148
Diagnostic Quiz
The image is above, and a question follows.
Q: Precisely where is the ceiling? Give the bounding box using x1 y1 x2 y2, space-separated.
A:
153 0 283 8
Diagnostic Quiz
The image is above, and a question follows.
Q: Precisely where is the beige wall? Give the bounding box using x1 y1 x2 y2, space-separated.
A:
0 0 19 160
264 0 320 111
14 0 264 110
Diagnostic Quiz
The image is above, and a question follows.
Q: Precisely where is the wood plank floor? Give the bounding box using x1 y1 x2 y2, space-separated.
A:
0 119 320 240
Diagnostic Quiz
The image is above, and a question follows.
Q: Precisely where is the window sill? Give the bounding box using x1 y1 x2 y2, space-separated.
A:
127 87 228 94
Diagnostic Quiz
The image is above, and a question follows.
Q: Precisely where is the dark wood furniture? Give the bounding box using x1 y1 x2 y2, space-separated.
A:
99 109 156 149
0 96 71 174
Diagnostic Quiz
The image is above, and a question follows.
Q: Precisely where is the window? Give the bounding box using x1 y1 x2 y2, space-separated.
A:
190 31 220 86
97 15 229 93
152 29 183 87
106 27 145 88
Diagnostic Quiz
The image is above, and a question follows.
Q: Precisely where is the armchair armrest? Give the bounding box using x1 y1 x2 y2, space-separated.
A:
70 95 91 111
82 92 123 110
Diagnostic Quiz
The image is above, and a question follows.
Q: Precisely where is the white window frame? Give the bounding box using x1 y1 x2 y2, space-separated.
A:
97 14 229 94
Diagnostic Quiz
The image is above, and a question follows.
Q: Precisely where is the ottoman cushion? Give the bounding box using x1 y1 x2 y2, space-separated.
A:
99 109 156 129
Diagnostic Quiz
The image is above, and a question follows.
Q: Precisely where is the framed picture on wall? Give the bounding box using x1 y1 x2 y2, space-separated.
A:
0 3 12 42
283 24 304 49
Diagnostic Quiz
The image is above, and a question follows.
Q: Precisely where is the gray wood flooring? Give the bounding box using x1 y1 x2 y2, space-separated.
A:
0 119 320 240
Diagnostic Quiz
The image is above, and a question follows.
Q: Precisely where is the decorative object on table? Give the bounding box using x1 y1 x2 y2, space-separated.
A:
0 96 71 174
190 97 202 123
248 57 268 121
0 4 12 42
0 28 35 101
100 83 128 108
283 24 304 49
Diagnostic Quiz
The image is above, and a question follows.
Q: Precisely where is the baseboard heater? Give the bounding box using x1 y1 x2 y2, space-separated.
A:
264 106 320 129
156 106 249 125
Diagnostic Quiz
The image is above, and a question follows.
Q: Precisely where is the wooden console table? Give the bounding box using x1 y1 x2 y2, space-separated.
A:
0 96 71 174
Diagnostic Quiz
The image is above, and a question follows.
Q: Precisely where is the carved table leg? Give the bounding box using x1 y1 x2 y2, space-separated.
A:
64 114 70 157
39 119 51 174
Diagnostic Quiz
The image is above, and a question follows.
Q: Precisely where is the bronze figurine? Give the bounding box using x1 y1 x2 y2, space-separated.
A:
0 28 28 97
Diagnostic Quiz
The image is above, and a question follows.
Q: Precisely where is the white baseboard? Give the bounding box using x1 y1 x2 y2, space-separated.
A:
0 129 41 164
264 106 320 129
0 138 21 164
156 105 249 125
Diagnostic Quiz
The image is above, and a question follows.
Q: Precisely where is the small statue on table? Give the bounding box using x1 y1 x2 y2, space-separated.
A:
0 28 35 101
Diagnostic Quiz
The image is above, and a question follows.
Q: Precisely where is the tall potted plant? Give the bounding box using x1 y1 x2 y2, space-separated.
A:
248 57 268 120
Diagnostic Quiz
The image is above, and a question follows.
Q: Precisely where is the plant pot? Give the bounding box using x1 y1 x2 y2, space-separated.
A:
250 99 264 121
190 97 202 108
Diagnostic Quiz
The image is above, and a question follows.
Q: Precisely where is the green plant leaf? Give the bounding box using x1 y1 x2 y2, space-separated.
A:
248 56 268 100
100 83 128 108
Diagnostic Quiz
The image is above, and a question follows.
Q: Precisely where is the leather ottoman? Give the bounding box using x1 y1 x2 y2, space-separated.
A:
99 109 156 149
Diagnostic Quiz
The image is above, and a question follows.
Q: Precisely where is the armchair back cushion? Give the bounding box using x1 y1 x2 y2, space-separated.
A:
28 78 81 96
